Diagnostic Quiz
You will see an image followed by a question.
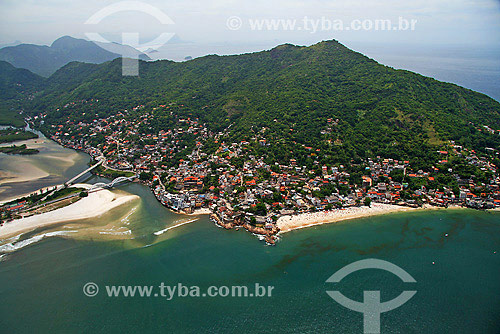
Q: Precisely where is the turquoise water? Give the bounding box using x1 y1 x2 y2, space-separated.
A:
0 176 499 333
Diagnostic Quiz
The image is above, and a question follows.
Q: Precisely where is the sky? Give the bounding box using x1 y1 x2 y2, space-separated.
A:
0 0 499 49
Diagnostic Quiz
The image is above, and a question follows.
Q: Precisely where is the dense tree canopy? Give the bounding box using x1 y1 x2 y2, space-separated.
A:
2 40 499 169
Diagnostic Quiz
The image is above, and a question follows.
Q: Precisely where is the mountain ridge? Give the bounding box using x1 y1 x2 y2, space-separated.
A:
1 39 499 165
25 40 499 168
0 36 150 77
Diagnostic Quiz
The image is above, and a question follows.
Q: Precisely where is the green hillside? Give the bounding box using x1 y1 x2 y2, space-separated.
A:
24 40 499 169
0 61 44 126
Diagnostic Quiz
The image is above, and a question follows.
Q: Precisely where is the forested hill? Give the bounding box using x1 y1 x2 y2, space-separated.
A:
0 61 45 126
0 61 43 100
18 40 500 166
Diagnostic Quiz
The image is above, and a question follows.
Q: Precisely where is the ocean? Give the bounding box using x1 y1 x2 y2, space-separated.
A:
347 42 500 103
0 173 499 333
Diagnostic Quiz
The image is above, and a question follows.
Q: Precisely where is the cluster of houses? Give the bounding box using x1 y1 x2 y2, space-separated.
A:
28 104 500 240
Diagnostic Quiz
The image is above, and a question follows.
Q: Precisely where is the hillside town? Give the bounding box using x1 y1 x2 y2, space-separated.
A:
26 103 500 244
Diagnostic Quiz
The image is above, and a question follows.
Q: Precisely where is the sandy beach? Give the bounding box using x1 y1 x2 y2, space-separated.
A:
277 203 422 233
0 184 139 239
0 161 50 186
187 208 212 216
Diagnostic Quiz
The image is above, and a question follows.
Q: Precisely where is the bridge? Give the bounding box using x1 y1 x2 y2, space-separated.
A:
32 159 133 204
65 159 103 186
89 176 136 190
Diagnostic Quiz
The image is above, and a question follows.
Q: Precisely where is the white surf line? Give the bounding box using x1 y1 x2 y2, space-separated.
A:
99 230 132 235
0 231 78 253
121 206 138 225
154 218 199 236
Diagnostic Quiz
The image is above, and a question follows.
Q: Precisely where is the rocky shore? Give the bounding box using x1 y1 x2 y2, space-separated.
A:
209 213 280 245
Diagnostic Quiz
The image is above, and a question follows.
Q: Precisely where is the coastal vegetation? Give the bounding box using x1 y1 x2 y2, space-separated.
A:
0 186 85 223
0 144 39 155
94 165 135 179
0 128 38 143
42 187 85 203
0 106 25 127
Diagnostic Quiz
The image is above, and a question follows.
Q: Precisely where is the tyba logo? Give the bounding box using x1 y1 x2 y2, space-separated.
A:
85 1 175 76
326 259 417 334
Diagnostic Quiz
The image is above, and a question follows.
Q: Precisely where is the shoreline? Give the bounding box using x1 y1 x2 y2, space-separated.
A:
42 125 499 242
186 208 212 216
0 184 139 240
276 203 465 234
3 128 497 244
0 182 62 206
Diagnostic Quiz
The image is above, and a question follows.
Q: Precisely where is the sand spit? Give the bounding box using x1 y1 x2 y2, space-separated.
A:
0 184 139 239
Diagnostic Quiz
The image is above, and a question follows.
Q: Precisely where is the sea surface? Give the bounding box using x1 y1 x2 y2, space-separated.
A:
0 137 499 333
348 42 500 103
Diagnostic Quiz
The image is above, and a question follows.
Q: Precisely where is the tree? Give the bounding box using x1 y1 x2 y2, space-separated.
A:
139 171 153 181
364 197 372 207
250 216 257 225
254 202 267 216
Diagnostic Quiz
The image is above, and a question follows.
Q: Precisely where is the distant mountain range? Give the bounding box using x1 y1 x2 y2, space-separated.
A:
0 36 150 77
0 40 22 49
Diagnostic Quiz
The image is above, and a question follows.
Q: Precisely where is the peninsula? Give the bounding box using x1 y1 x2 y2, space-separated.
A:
0 184 138 239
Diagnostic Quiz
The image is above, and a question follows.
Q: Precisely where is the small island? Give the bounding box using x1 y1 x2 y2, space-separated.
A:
0 144 39 155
